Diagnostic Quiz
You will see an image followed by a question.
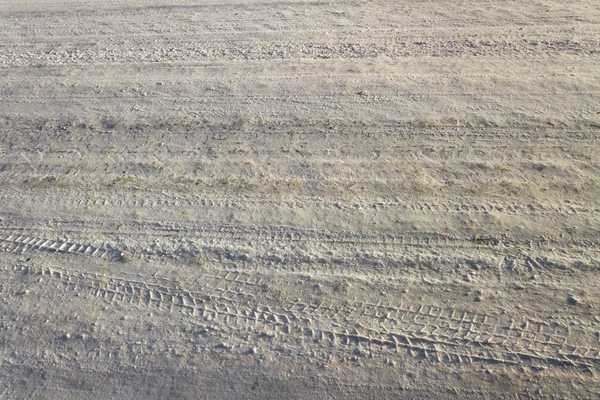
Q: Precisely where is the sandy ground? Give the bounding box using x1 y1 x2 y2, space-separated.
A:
1 0 599 398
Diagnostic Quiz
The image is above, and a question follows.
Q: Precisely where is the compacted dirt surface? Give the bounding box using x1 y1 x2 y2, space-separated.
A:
1 0 599 398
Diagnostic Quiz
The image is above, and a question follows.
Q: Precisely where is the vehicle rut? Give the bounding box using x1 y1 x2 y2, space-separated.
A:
11 263 600 369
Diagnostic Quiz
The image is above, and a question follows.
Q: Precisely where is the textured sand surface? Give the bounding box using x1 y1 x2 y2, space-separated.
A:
1 0 599 398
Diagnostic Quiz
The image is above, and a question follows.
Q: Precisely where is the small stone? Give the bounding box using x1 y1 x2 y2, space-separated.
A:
119 252 133 263
567 295 580 306
474 295 482 302
250 347 258 355
463 274 473 282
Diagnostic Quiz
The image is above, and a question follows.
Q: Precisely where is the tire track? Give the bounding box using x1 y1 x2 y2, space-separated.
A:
0 233 122 261
1 224 596 260
285 299 600 368
2 123 595 141
2 37 597 66
0 224 596 277
11 264 600 369
2 189 597 217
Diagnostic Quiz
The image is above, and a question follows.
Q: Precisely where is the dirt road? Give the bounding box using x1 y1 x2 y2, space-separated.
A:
1 0 599 397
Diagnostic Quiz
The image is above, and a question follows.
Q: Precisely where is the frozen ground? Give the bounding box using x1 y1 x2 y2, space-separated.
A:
0 0 599 398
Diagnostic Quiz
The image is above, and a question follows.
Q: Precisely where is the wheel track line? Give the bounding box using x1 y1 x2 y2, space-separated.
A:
0 233 119 260
3 36 597 65
1 222 595 260
2 256 593 353
10 264 600 367
3 187 597 216
43 265 263 304
0 227 595 295
279 298 599 363
20 261 517 365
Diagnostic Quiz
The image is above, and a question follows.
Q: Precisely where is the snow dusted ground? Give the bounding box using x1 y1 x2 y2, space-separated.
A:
0 0 599 397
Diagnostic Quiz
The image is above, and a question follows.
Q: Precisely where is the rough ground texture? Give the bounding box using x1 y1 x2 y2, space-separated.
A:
1 0 599 398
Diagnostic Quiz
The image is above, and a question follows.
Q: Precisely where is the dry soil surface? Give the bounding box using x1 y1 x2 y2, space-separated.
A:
1 0 600 398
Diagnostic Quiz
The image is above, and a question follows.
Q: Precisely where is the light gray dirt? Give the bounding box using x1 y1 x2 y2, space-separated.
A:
1 0 599 398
